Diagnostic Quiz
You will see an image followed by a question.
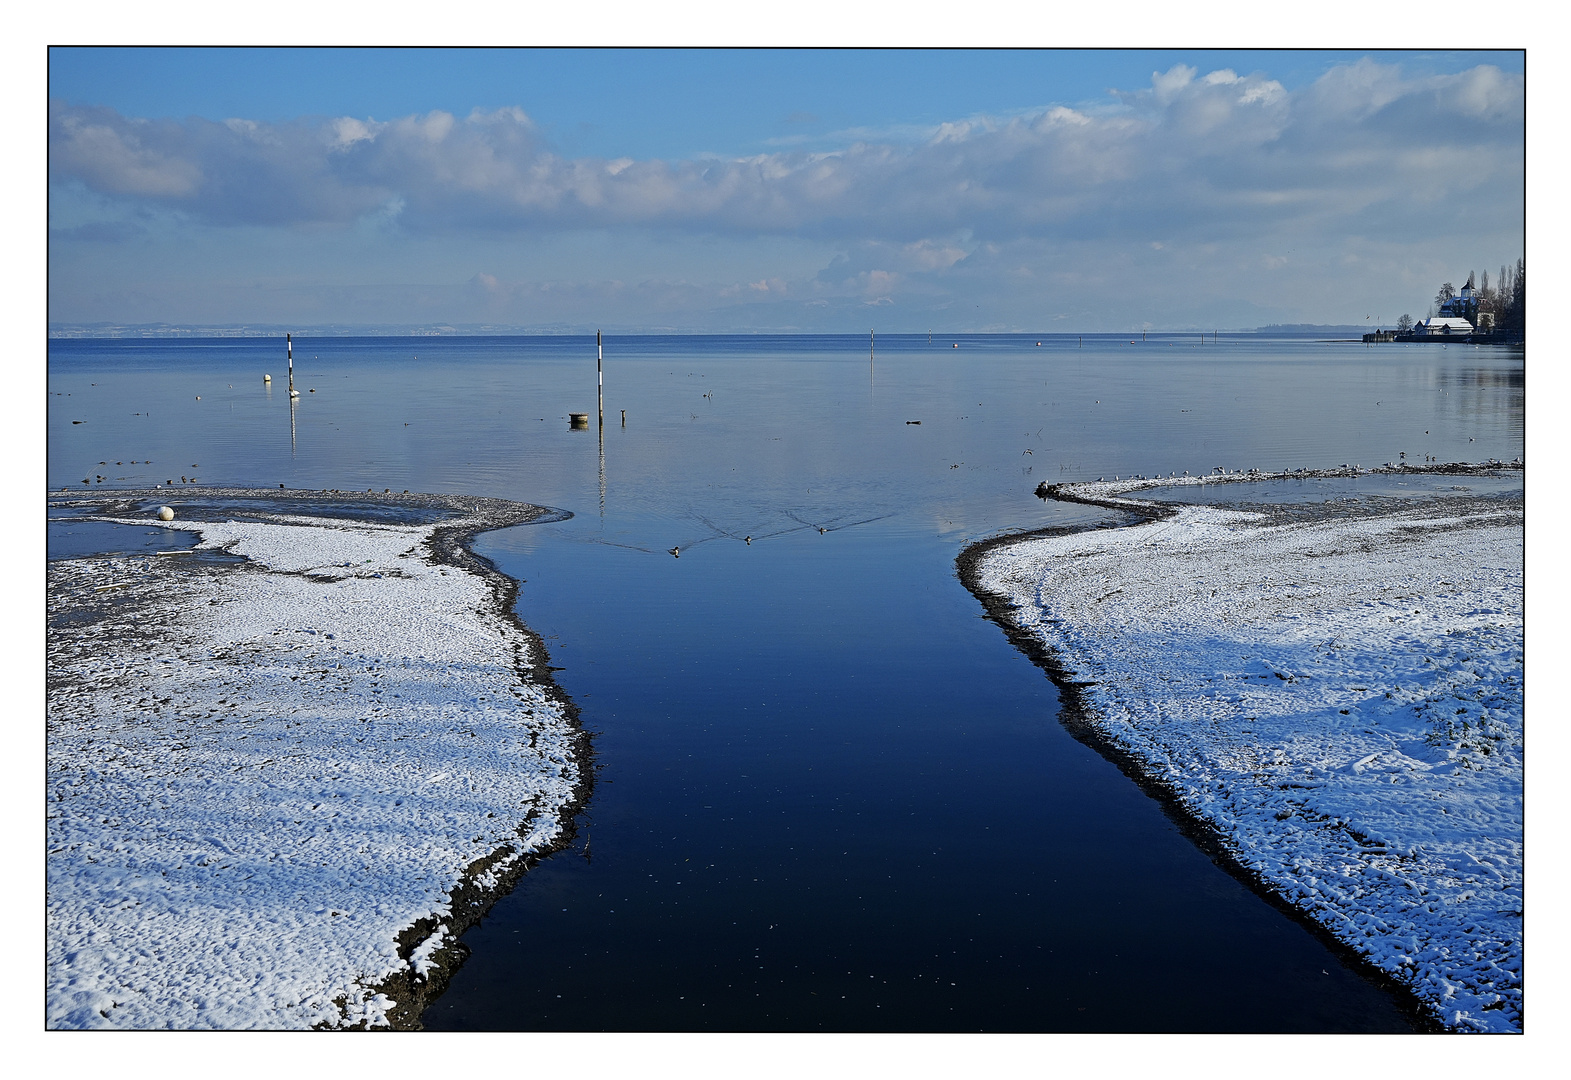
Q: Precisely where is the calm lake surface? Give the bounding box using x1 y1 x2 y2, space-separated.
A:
47 333 1525 1031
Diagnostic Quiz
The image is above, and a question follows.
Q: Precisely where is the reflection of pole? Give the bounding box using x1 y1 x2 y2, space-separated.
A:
289 391 297 454
597 330 606 518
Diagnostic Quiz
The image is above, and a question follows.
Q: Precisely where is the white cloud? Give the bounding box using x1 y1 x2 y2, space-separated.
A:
49 60 1521 250
47 58 1524 330
329 117 380 151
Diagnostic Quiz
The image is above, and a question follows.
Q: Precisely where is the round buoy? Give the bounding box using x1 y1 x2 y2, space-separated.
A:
264 374 271 382
157 506 174 521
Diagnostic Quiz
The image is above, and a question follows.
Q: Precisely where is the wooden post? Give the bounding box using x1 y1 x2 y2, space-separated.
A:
597 330 603 428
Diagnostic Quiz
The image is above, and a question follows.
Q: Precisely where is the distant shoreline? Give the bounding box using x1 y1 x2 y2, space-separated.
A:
46 326 1465 340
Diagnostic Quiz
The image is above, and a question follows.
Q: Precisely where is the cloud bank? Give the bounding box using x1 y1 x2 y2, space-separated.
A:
48 59 1523 330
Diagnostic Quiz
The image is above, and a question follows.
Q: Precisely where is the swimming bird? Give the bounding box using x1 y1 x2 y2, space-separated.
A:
669 547 680 558
744 536 752 545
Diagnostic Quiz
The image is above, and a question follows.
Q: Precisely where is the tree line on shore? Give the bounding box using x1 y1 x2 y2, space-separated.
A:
1394 258 1524 333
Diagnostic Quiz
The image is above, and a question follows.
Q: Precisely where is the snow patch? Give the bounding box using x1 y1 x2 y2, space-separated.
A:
47 508 579 1029
979 494 1523 1032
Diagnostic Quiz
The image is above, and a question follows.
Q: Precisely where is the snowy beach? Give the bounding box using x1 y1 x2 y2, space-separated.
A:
969 467 1524 1032
46 490 585 1029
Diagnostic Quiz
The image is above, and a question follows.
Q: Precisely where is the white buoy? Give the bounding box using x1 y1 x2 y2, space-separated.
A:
264 374 271 382
157 506 174 521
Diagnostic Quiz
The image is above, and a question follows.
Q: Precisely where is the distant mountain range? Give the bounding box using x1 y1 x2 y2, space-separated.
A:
47 322 1387 339
1252 324 1387 335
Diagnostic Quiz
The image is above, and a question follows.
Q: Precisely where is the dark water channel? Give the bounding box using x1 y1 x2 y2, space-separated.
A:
47 334 1524 1031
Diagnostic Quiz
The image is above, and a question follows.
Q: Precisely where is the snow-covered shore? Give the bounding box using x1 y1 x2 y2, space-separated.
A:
970 469 1523 1032
46 491 583 1030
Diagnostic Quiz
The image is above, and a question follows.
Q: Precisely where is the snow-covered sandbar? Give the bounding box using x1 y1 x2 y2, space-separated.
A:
967 466 1523 1032
47 489 585 1029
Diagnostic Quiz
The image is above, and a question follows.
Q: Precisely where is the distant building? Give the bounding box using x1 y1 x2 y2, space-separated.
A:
1413 316 1476 336
1437 273 1480 325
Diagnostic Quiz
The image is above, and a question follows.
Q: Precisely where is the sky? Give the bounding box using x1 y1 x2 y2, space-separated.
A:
47 47 1525 332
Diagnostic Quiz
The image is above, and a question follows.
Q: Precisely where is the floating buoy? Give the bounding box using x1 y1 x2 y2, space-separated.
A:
157 506 174 521
264 374 271 382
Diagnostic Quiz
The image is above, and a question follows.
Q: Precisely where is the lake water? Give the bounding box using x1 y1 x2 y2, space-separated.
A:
47 333 1524 1031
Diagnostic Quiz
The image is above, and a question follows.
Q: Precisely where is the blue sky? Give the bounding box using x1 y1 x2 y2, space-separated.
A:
47 47 1525 332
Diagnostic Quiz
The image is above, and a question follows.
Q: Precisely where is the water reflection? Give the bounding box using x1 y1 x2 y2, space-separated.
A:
45 334 1522 1032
